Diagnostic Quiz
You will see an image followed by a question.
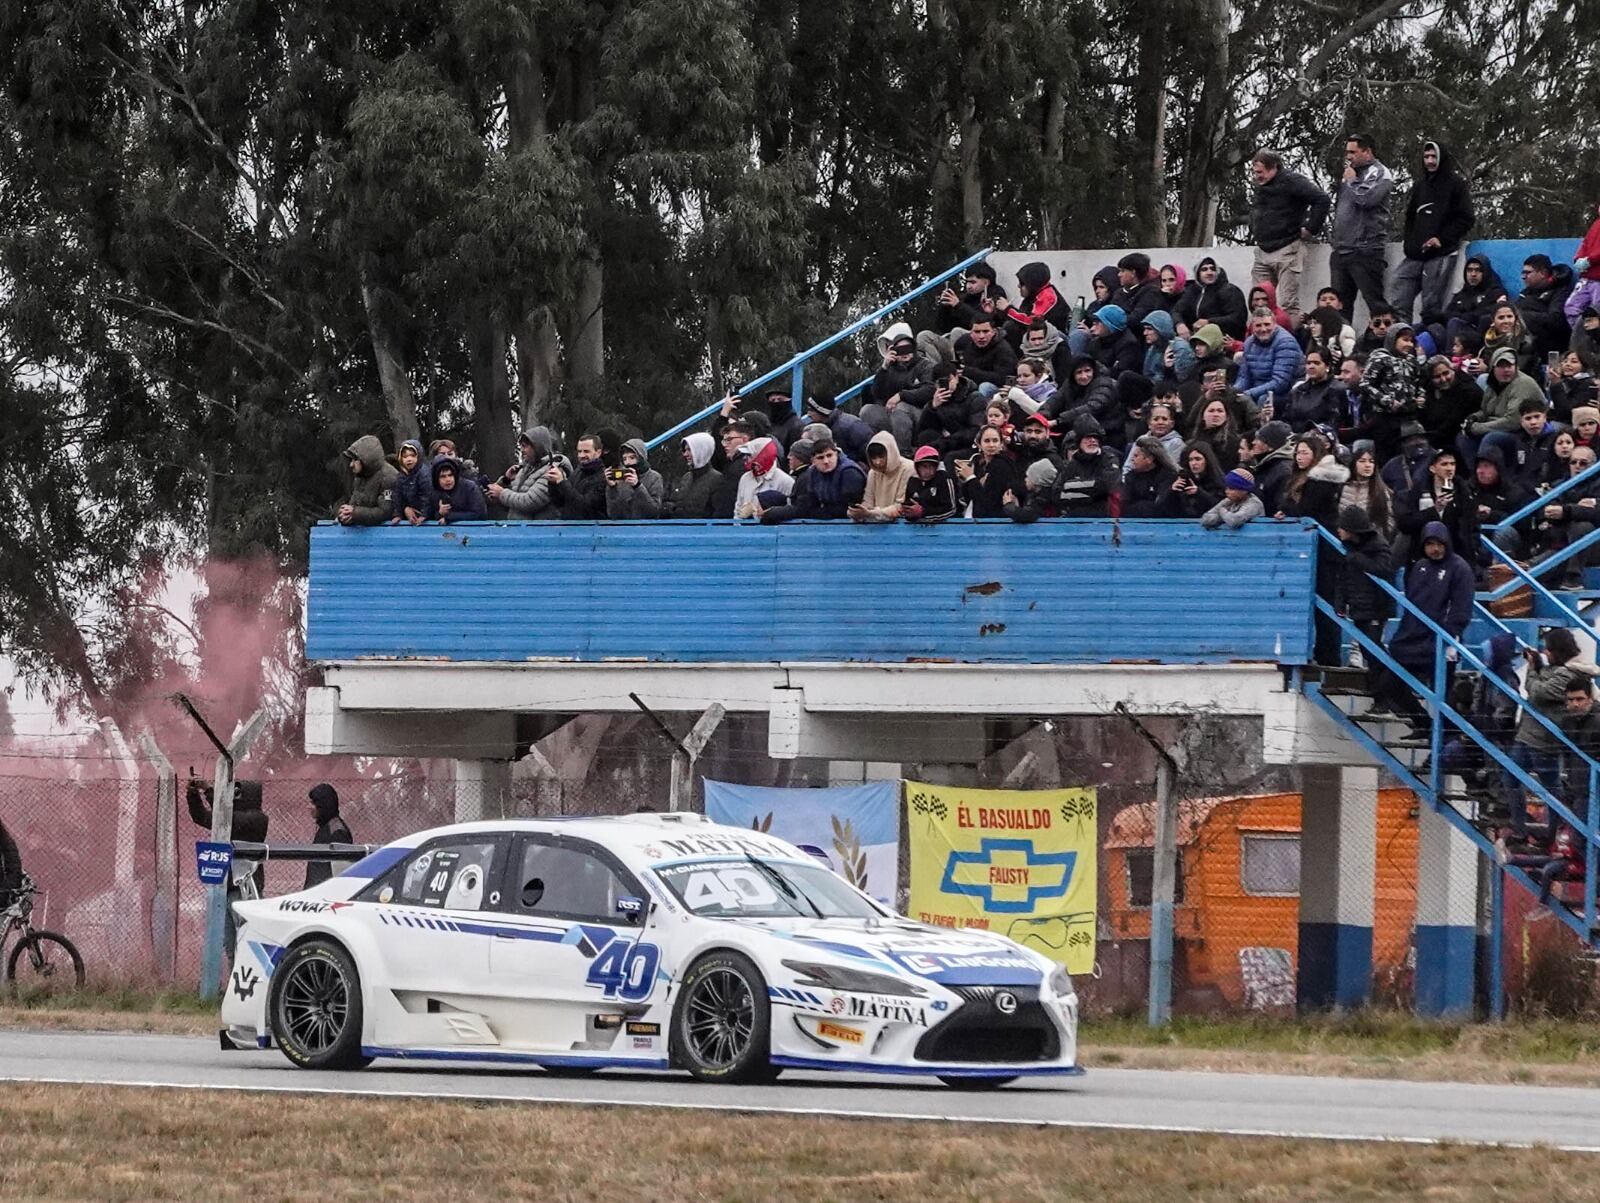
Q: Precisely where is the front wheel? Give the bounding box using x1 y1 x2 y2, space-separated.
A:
6 931 86 994
672 951 772 1083
268 939 371 1071
939 1075 1018 1090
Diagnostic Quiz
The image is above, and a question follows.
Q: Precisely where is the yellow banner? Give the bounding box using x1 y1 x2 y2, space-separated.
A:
906 782 1097 975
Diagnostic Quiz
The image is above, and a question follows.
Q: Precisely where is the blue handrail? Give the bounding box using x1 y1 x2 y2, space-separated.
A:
1485 456 1600 532
643 247 995 452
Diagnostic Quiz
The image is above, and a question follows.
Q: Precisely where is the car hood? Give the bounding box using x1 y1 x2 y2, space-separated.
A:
727 916 1051 987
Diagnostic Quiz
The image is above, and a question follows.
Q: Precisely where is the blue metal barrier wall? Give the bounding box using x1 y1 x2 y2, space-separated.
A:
307 520 1316 665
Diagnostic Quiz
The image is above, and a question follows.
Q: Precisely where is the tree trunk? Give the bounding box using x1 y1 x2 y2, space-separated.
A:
503 37 548 152
361 277 420 441
1133 2 1170 246
959 104 985 248
514 306 561 428
1177 0 1229 245
566 253 605 384
468 307 517 479
1038 82 1067 247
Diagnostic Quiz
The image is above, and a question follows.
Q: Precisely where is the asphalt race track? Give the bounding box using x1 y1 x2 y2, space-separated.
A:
2 1028 1597 1151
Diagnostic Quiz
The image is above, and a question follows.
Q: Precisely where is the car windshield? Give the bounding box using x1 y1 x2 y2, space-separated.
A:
653 857 885 920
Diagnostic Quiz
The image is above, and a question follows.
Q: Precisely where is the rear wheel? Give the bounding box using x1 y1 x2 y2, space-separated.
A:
6 931 86 995
939 1075 1018 1090
672 951 772 1083
268 939 371 1071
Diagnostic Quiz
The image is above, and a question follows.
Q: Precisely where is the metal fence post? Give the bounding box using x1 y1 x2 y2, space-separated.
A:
200 709 267 1000
137 732 179 981
1148 756 1176 1027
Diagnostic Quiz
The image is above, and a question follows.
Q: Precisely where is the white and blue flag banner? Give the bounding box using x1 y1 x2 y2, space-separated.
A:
703 781 899 905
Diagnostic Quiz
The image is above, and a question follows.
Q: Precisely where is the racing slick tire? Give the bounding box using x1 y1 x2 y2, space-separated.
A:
938 1075 1018 1090
671 950 773 1084
268 938 372 1071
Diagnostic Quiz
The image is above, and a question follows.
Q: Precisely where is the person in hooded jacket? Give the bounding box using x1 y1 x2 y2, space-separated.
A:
1395 447 1472 567
803 393 874 463
1119 435 1179 518
663 433 722 518
900 445 960 522
304 784 354 890
1004 262 1070 346
1442 255 1508 347
390 439 435 525
1247 281 1294 332
1517 255 1578 360
1186 325 1238 389
1466 443 1537 562
1373 520 1475 732
758 387 805 454
1392 141 1475 325
864 329 934 453
1156 264 1194 316
1048 416 1121 517
1357 322 1425 460
429 456 488 523
734 437 794 520
605 438 666 519
1335 504 1395 662
759 436 865 522
335 435 399 526
1043 356 1119 434
1173 257 1249 340
491 427 567 519
1246 420 1296 514
850 432 914 522
1139 310 1196 385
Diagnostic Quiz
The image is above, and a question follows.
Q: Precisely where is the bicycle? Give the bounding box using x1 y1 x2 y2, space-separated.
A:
2 872 85 993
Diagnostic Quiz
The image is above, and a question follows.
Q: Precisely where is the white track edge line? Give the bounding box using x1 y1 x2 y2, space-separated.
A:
1 1073 1597 1153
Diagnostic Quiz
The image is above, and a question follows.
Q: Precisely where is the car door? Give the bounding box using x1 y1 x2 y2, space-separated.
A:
485 833 659 1053
355 833 509 1005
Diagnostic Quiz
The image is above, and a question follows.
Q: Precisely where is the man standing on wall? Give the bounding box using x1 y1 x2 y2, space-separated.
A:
1250 150 1330 322
1391 141 1474 326
1329 133 1396 319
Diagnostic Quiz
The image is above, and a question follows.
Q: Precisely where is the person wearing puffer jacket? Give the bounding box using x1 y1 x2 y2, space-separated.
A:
335 434 399 525
1004 262 1071 345
1140 310 1197 384
490 426 568 519
428 456 488 524
606 438 667 519
663 433 722 518
1235 308 1306 403
734 437 794 520
390 439 435 525
1173 257 1249 340
1357 322 1424 459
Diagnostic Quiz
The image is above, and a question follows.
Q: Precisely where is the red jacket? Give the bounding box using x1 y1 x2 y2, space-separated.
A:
1578 216 1600 282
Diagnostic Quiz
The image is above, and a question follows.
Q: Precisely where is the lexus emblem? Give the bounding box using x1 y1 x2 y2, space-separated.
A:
994 990 1018 1015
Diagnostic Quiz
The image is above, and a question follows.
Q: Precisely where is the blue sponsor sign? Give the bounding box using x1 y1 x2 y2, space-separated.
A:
195 841 233 886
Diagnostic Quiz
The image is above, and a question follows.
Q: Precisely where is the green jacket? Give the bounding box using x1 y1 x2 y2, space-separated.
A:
339 435 399 525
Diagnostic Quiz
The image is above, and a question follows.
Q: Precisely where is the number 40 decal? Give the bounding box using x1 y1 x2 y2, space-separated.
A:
585 941 660 1001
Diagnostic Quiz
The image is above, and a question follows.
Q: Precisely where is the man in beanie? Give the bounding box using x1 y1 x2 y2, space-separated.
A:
901 445 959 522
1201 468 1264 528
803 392 874 463
760 385 805 454
1571 405 1600 450
1050 416 1120 518
1083 303 1142 375
1112 253 1164 328
306 784 354 890
1335 504 1394 665
1392 141 1475 325
1004 458 1062 522
1246 419 1296 513
1380 421 1433 495
866 330 936 451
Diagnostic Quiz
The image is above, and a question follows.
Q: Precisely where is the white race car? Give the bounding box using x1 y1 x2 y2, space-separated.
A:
221 813 1081 1087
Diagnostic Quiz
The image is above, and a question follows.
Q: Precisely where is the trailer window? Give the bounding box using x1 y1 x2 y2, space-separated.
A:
1240 834 1299 896
1125 850 1185 908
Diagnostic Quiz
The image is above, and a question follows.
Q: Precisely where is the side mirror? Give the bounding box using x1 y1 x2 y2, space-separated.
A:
617 896 646 923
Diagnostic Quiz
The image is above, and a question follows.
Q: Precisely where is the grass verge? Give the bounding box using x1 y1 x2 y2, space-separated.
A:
0 1082 1594 1202
0 987 213 1036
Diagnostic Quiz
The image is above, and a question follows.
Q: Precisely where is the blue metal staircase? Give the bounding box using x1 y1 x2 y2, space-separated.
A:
1302 522 1600 1004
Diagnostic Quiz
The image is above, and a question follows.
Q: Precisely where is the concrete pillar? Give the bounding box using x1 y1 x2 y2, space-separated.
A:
453 759 510 822
1297 765 1376 1009
1412 785 1478 1018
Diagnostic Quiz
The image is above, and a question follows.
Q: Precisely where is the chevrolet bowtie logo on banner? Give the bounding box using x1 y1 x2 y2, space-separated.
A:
907 782 1098 975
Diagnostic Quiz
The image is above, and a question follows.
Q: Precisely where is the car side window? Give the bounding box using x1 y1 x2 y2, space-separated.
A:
511 839 635 923
389 840 500 910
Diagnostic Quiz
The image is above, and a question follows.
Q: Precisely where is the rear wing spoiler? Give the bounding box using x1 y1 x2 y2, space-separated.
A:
230 841 376 863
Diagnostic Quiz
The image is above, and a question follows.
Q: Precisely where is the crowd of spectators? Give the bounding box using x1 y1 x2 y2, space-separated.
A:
327 133 1600 901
